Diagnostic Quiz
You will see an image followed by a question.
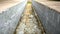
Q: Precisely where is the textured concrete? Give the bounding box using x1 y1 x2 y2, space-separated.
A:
32 0 60 34
0 0 27 34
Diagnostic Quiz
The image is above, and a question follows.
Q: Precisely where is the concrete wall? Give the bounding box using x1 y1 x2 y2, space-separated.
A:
0 0 27 34
32 1 60 34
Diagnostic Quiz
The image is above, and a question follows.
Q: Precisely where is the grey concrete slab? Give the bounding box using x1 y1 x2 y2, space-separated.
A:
32 1 60 34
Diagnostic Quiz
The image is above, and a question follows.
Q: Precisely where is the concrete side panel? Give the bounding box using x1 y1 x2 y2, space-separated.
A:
32 1 60 34
0 0 27 34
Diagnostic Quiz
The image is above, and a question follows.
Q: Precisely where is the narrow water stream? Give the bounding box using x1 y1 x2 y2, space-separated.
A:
15 2 45 34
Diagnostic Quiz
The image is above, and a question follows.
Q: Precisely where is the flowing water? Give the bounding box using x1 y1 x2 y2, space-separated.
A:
15 2 45 34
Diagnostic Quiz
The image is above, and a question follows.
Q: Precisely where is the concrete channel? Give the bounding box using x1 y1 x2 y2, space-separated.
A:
0 0 60 34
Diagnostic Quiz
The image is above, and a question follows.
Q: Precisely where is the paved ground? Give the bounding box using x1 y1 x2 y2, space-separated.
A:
0 0 27 13
15 2 45 34
34 0 60 12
